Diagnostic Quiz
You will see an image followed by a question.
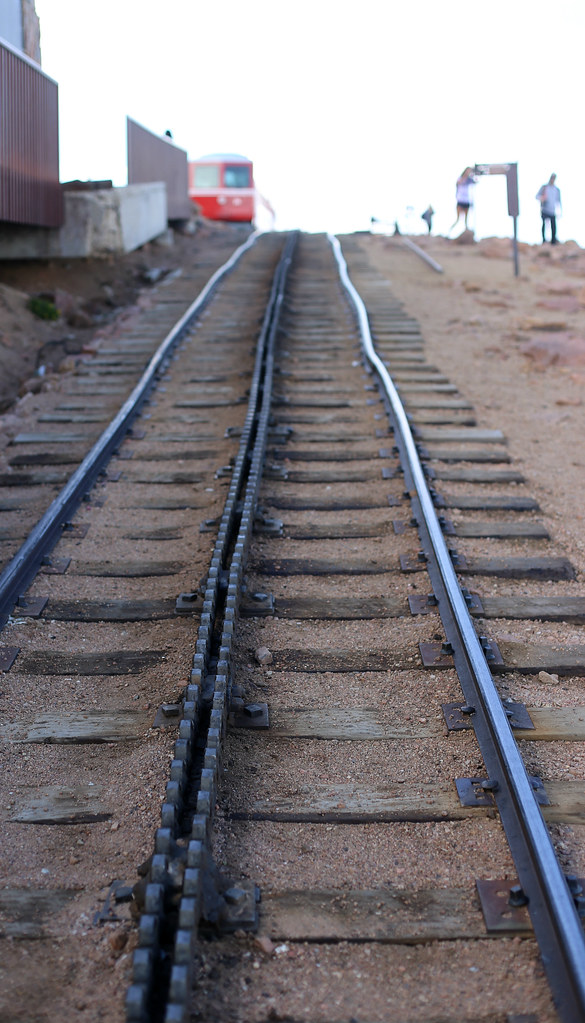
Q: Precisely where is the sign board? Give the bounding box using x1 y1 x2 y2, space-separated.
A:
474 162 519 218
473 162 520 274
475 163 511 176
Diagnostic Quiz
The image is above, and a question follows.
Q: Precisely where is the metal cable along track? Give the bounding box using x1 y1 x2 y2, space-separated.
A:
125 232 297 1023
400 235 444 273
0 230 262 632
329 233 585 1023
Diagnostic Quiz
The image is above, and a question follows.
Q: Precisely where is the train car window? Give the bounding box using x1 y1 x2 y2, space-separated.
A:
224 165 250 188
194 165 219 187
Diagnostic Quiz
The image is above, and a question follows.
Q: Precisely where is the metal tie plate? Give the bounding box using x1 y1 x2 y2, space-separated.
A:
443 700 534 731
420 638 503 668
0 646 20 671
476 879 532 934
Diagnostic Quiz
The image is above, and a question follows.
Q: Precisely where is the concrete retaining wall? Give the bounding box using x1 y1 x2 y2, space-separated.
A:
118 182 168 253
0 181 168 259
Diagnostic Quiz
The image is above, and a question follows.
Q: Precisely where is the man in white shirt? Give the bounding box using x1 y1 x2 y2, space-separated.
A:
536 174 562 244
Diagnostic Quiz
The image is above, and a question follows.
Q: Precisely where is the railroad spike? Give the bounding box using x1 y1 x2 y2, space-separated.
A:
508 885 529 907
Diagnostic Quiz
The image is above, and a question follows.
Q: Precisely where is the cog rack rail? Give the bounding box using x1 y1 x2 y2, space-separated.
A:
125 232 297 1022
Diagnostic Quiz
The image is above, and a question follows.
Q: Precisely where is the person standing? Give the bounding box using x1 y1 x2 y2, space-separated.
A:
536 174 562 244
421 205 434 233
449 168 475 233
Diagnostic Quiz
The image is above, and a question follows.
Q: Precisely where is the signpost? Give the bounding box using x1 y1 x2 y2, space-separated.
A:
474 163 520 276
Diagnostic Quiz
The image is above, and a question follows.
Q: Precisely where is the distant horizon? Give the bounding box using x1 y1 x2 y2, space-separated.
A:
370 227 584 251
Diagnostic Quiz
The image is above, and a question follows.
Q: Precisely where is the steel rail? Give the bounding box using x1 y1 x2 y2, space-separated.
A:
329 232 585 1023
126 231 297 1023
0 231 262 632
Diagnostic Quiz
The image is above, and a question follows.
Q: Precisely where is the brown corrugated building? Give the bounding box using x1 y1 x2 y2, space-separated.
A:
0 0 63 229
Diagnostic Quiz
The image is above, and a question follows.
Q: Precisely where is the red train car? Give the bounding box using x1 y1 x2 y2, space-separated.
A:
188 153 255 223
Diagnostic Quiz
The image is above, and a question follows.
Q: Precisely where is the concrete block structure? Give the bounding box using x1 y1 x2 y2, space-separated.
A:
0 182 169 259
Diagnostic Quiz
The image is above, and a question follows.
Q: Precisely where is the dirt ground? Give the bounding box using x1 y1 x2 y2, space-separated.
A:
0 218 246 413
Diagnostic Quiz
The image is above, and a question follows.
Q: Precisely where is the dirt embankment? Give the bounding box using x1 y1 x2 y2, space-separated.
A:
0 220 245 413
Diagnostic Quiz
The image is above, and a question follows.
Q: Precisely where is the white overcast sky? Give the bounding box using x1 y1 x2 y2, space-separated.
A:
34 0 584 245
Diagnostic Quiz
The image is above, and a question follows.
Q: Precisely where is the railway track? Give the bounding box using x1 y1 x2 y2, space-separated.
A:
1 230 585 1023
0 227 245 587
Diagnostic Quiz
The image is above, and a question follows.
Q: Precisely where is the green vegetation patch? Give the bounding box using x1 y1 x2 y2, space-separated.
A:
28 297 59 321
